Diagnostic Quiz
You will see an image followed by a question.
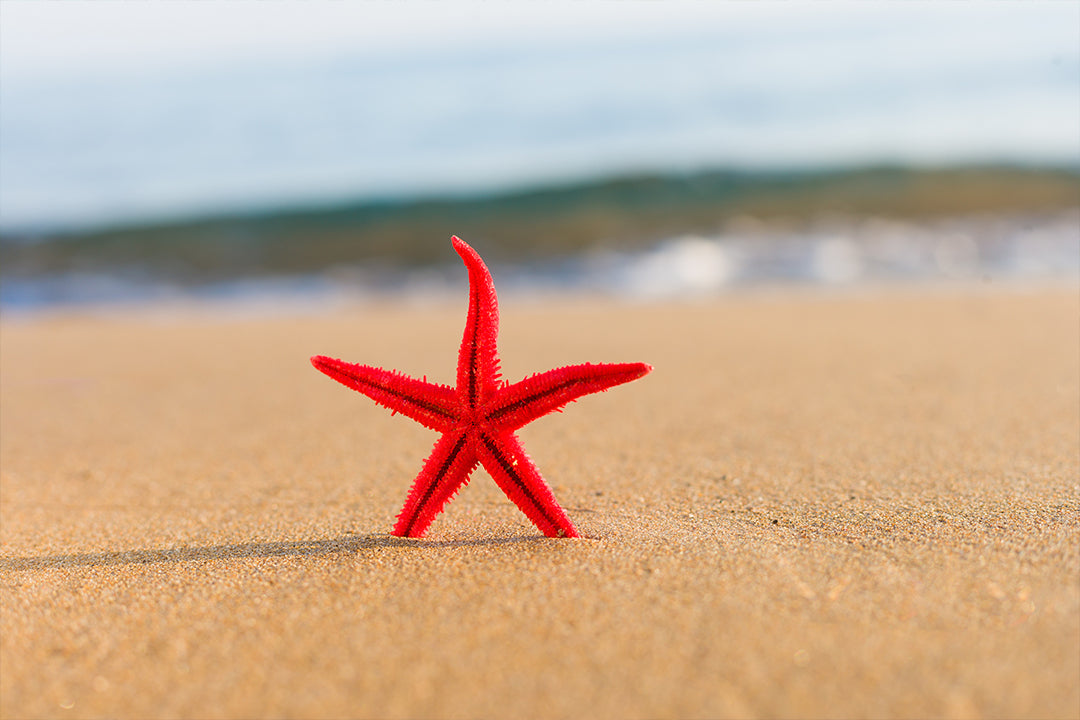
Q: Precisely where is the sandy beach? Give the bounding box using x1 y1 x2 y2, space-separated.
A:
1 286 1077 719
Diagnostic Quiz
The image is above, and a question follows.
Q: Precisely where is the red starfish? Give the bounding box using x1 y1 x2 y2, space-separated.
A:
311 236 651 538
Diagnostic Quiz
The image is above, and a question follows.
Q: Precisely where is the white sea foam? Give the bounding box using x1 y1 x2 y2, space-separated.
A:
612 237 737 299
2 212 1075 311
593 211 1079 298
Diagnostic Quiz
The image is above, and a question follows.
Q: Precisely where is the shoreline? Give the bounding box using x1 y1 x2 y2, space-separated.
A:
2 273 1077 323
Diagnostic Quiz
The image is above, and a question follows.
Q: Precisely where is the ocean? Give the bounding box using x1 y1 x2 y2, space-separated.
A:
1 5 1078 308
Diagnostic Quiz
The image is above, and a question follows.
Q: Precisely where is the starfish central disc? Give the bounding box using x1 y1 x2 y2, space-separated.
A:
312 236 651 538
460 408 488 430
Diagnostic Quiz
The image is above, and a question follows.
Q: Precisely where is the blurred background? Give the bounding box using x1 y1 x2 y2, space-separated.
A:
1 1 1077 308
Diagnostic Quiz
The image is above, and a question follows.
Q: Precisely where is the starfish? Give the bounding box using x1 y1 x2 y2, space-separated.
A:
311 236 651 538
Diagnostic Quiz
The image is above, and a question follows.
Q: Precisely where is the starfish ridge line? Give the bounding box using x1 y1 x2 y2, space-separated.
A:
485 362 652 431
311 235 651 538
309 360 458 431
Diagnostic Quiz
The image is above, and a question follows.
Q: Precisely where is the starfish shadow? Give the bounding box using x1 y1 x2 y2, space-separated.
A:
0 533 556 572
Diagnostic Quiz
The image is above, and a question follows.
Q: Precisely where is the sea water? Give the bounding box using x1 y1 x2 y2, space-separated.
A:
1 8 1077 308
2 211 1076 310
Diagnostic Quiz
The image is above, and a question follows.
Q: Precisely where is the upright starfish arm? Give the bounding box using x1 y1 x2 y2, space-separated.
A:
486 362 653 432
475 431 580 538
311 355 459 432
452 236 501 408
393 429 479 538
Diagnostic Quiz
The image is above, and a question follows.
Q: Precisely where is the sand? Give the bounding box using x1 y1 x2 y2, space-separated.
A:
1 286 1078 719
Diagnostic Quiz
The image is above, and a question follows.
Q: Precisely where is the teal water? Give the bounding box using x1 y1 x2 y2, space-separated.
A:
2 168 1076 309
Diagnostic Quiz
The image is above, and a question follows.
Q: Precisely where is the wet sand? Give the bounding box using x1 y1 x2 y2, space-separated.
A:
2 286 1077 719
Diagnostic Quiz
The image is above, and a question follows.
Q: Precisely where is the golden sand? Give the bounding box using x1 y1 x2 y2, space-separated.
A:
2 287 1077 719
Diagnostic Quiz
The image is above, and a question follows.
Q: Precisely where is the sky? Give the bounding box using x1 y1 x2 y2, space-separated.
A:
2 3 1076 85
1 2 806 82
1 1 1077 231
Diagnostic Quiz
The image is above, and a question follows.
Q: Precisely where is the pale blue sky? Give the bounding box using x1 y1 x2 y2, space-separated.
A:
2 1 1077 230
4 2 1074 85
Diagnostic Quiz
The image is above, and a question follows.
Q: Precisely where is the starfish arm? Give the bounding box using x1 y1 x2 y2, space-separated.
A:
475 431 580 538
392 429 479 538
486 362 653 432
311 355 459 432
452 236 501 408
